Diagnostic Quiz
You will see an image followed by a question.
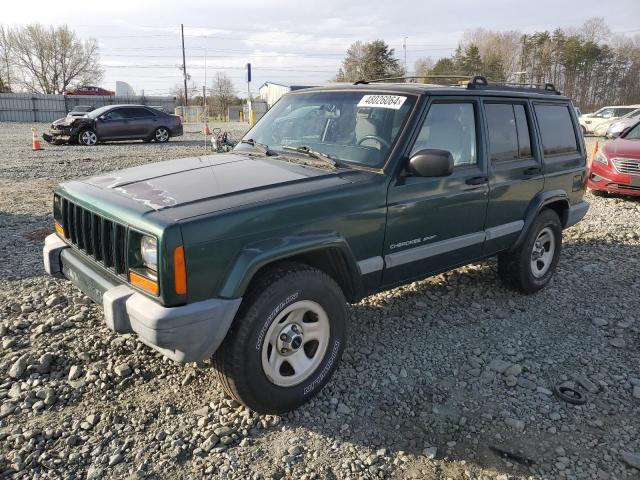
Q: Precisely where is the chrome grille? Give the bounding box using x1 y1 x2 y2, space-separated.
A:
612 158 640 176
60 197 127 276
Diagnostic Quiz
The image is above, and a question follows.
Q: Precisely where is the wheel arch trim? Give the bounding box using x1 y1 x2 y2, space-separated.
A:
219 232 364 301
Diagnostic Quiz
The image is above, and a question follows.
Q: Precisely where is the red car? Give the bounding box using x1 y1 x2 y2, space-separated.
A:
588 121 640 196
63 86 114 96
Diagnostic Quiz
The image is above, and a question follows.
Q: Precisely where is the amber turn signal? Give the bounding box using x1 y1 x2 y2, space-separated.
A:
130 271 159 295
173 245 187 295
54 222 65 237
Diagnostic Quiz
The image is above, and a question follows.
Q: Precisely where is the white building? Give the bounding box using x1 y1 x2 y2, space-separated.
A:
258 82 319 108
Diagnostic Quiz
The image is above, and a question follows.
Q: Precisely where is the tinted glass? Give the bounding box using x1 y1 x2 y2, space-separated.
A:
104 109 126 120
514 105 532 157
412 103 477 166
486 104 518 162
534 104 578 155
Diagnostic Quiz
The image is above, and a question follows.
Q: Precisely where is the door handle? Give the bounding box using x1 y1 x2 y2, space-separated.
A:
524 166 541 175
465 176 488 186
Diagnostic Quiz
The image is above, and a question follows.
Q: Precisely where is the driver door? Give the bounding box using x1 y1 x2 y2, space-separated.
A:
382 97 489 286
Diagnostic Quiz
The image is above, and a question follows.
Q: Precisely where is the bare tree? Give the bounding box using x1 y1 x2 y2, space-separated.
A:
9 24 103 93
209 72 235 119
0 25 13 91
461 28 522 80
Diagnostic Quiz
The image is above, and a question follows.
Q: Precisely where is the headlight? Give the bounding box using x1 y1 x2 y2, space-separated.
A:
594 151 608 166
140 235 158 271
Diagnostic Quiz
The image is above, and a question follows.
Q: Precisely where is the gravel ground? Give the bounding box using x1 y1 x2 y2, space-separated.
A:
1 122 639 479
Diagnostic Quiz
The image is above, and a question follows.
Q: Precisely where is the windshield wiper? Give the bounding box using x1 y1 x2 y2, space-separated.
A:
240 139 275 155
281 145 342 167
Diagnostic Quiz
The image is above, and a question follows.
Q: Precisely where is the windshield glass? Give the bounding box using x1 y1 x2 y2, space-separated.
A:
624 122 640 139
86 106 113 118
236 91 417 168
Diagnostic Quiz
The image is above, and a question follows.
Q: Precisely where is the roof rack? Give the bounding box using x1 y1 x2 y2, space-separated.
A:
466 75 561 95
354 75 472 85
354 74 562 95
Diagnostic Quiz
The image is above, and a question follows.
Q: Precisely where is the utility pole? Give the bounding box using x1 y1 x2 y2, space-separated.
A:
181 24 188 107
246 63 252 125
403 36 408 77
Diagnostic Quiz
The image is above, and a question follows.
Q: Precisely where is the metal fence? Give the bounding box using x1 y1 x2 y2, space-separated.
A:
0 93 177 122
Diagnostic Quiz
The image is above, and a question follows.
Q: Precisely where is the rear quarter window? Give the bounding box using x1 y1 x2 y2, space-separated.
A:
534 104 578 156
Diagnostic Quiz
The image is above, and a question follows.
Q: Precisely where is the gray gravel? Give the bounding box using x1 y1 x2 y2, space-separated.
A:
1 122 639 479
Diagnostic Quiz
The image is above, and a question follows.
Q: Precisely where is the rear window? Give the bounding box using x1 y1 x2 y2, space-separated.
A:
485 103 533 162
534 104 578 155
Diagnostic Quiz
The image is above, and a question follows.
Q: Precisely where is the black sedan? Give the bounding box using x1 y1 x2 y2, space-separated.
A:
44 105 183 146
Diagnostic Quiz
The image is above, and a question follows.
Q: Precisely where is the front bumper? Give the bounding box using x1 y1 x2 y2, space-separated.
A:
587 163 640 197
43 234 241 362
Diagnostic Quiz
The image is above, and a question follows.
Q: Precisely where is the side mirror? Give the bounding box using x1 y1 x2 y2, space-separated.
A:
407 149 454 177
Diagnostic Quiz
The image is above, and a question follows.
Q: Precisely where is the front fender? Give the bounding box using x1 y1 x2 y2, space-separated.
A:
219 232 361 299
511 190 569 252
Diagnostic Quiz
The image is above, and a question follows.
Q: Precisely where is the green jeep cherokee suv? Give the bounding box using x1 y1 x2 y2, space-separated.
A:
43 77 589 413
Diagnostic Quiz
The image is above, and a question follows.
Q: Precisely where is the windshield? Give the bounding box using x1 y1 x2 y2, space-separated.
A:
624 122 640 139
236 91 417 168
86 105 113 118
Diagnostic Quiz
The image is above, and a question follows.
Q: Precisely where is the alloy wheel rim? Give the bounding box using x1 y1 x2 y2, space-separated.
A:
530 227 555 278
82 131 97 145
261 300 330 387
156 128 168 141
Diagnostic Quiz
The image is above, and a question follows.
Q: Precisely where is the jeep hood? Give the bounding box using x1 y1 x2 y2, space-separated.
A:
84 153 356 220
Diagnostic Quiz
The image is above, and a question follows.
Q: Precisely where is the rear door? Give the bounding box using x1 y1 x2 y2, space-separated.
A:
383 97 489 286
482 99 544 254
124 107 157 138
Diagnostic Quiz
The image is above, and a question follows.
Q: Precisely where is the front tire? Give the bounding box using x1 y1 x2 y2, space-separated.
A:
498 209 562 294
213 263 348 414
78 129 98 146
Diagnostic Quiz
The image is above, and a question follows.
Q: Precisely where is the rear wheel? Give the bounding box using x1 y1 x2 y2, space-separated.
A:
154 127 170 143
213 263 348 414
498 209 562 294
78 129 98 146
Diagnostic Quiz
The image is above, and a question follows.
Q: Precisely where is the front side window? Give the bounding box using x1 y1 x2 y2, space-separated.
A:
104 109 125 120
485 103 533 162
411 102 477 166
534 104 578 156
237 91 417 168
594 108 614 118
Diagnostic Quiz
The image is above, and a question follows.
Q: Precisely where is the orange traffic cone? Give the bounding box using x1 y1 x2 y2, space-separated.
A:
32 128 42 151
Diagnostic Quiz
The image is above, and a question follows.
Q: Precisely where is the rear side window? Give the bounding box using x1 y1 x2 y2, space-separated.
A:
534 104 578 156
485 103 533 162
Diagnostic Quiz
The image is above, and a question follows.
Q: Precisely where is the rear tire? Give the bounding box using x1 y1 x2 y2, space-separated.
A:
213 263 348 414
154 127 170 143
498 209 562 294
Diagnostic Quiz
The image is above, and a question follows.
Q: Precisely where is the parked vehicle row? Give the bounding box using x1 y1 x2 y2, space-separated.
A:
588 120 640 197
43 104 183 146
43 76 589 413
579 104 639 135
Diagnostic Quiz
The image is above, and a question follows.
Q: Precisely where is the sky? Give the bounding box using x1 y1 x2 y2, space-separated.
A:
3 0 640 98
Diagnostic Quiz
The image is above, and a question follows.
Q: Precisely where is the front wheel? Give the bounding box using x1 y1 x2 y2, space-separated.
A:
78 129 98 146
154 127 170 143
498 209 562 294
213 263 348 414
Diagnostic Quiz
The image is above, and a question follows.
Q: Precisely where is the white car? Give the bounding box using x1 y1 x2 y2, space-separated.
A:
604 108 640 138
579 105 638 134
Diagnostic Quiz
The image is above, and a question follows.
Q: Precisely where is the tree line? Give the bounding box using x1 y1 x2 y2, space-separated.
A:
336 18 640 111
